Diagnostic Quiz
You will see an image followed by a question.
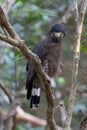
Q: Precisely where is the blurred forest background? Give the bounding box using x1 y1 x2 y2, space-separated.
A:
0 0 87 130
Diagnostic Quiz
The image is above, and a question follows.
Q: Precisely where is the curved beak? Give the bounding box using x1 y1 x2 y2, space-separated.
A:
54 32 63 38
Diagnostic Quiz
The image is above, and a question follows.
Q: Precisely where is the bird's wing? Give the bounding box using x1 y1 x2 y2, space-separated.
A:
26 42 46 86
26 42 46 101
26 42 46 71
32 42 46 61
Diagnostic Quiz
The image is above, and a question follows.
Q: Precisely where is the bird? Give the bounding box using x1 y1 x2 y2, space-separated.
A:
26 23 66 109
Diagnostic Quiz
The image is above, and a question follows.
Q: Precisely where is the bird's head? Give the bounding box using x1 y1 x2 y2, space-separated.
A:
49 23 66 42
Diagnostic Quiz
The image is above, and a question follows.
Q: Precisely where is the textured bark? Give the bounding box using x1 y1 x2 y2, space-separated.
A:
64 0 87 130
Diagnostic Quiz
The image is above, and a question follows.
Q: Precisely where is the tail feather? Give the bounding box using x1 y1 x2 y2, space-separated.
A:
26 78 40 109
26 80 33 100
30 87 40 109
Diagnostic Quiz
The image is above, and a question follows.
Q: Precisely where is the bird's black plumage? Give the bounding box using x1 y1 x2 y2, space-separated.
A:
26 23 66 109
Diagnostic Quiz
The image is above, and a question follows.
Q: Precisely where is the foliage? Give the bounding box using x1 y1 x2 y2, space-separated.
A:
81 32 87 52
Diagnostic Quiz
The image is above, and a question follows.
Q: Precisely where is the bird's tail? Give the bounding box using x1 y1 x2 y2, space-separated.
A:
26 83 40 109
30 86 40 109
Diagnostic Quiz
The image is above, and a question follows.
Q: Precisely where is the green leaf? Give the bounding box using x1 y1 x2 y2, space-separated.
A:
14 50 20 60
80 44 87 52
81 39 87 44
82 32 87 37
0 0 3 3
15 50 20 57
40 9 57 16
56 77 65 87
17 125 24 130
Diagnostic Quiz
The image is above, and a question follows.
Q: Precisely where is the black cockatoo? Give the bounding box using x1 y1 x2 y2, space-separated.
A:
26 24 66 109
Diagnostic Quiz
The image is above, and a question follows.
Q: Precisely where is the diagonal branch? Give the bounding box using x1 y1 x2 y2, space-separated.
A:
16 106 47 126
64 0 87 130
0 34 19 46
0 6 57 130
0 7 19 39
0 80 12 104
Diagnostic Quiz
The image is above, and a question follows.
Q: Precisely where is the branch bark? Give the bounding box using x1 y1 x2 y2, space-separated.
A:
1 0 16 16
0 0 19 51
0 6 57 130
0 80 12 103
16 106 46 126
64 0 87 130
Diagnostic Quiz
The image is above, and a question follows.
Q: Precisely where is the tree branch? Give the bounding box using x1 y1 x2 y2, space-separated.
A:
1 0 16 16
0 0 19 51
59 0 82 23
0 34 19 46
0 6 57 130
64 0 87 130
0 106 46 130
16 106 47 126
0 7 19 38
0 80 12 103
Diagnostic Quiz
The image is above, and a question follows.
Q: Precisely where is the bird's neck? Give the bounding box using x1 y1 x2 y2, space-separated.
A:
48 35 62 43
44 36 62 59
47 36 62 46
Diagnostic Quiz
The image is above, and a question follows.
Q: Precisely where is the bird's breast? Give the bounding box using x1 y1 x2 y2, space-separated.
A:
43 43 61 77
